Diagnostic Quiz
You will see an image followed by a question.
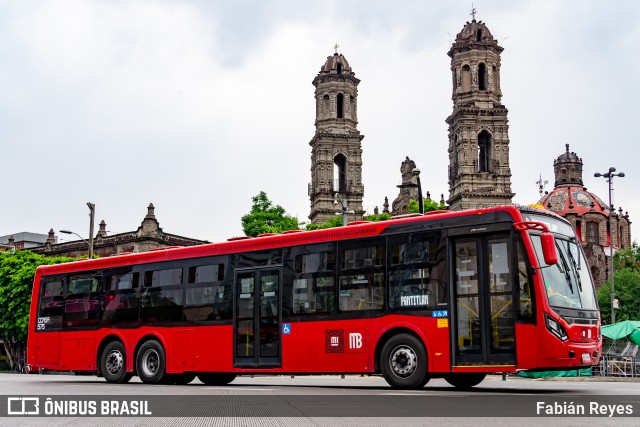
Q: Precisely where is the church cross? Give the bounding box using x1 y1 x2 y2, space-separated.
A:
470 4 477 21
334 43 340 54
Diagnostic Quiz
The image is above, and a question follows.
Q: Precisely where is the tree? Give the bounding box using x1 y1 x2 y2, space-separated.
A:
241 191 300 237
408 197 447 214
0 250 75 369
596 243 640 324
597 268 640 324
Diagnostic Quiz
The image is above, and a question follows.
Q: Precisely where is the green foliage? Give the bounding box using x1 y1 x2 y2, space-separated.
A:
364 213 391 222
241 191 301 237
597 267 640 324
305 216 344 230
407 198 447 214
0 251 74 346
614 243 640 271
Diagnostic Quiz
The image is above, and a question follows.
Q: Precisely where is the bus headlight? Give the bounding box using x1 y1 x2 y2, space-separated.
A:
545 314 568 342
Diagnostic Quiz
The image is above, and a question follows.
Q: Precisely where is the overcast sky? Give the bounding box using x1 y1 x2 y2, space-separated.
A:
2 0 639 245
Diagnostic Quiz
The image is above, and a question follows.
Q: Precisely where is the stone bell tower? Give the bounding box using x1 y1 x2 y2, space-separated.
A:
309 50 365 224
446 18 514 211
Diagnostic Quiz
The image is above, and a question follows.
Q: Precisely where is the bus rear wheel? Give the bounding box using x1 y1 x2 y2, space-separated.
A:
197 373 237 385
380 334 428 389
444 373 486 389
101 341 129 384
137 340 166 384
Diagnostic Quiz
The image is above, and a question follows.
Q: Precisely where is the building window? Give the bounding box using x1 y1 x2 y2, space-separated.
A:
462 65 471 92
478 63 487 90
586 222 599 244
333 154 347 192
337 93 344 118
477 130 491 172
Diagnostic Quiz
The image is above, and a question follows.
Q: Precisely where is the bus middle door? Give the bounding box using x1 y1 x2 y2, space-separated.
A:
234 268 282 368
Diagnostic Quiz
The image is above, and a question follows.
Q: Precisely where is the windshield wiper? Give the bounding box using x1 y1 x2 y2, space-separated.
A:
565 241 583 292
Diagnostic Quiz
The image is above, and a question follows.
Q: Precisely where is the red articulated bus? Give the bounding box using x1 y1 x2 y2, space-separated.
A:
27 205 602 389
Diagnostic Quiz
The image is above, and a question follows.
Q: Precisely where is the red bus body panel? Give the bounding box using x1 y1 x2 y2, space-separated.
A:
27 206 601 379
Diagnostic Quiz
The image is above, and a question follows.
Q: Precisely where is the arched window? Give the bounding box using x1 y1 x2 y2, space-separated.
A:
334 154 347 192
337 93 344 118
478 63 487 90
586 222 598 244
492 66 498 91
337 63 343 74
476 29 482 42
461 65 471 92
477 130 491 172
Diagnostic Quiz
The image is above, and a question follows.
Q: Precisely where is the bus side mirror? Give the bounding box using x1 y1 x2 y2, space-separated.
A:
540 232 558 265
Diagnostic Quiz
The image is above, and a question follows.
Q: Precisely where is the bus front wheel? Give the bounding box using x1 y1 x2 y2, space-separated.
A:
136 340 166 384
197 373 237 385
101 341 129 384
380 334 429 389
444 373 486 389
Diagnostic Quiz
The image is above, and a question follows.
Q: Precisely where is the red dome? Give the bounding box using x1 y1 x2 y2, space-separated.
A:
537 185 610 217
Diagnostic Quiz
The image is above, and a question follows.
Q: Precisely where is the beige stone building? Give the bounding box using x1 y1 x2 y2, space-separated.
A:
30 203 207 258
446 19 514 211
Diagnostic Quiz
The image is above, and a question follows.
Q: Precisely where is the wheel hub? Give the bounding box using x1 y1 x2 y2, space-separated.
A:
390 345 417 377
106 350 123 375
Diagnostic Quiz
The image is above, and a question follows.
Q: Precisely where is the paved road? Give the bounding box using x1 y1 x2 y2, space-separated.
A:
1 373 638 426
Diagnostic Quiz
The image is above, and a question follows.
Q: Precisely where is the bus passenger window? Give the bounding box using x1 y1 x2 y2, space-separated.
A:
184 262 229 322
292 252 335 315
388 233 447 310
64 275 101 327
38 277 64 330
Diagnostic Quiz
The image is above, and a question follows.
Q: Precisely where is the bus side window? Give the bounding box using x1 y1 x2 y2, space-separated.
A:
101 271 139 325
64 274 101 328
388 232 447 310
338 240 385 312
141 267 183 323
291 251 335 315
38 277 65 330
184 262 228 322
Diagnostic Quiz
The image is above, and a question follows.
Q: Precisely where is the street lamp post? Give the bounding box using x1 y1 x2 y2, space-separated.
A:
334 193 355 226
60 201 95 259
594 167 625 324
412 168 423 214
87 202 95 259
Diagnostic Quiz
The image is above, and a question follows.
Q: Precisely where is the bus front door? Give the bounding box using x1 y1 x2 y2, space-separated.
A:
452 234 516 366
234 268 282 368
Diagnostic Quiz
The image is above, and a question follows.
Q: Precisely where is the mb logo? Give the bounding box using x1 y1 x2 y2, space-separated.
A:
347 329 365 353
7 397 40 415
349 332 362 349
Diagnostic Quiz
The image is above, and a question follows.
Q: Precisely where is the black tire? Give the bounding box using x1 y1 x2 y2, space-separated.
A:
136 340 166 384
167 372 196 385
444 373 486 389
380 334 428 389
197 373 237 385
101 341 129 384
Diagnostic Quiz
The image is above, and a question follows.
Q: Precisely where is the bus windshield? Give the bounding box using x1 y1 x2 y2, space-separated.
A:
531 235 597 310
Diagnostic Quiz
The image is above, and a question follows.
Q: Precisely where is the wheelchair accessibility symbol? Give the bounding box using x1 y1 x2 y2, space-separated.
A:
282 323 291 334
